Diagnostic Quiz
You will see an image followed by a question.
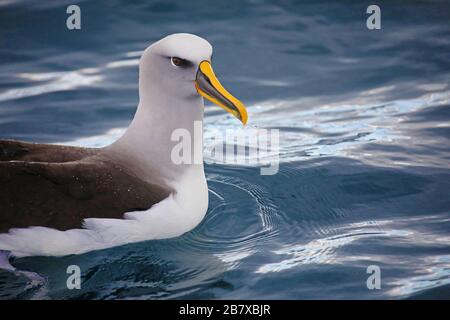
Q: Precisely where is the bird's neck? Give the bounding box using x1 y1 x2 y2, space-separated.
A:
105 94 205 186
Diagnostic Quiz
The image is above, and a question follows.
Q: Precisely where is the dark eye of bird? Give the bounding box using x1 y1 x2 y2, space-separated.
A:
171 57 188 67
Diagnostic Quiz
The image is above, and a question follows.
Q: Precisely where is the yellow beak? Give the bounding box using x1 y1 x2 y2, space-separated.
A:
195 60 248 125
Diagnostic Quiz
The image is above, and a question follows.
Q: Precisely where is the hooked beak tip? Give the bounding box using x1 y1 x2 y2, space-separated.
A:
195 60 248 126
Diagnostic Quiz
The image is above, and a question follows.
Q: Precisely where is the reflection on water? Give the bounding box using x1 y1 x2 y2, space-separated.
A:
0 0 450 299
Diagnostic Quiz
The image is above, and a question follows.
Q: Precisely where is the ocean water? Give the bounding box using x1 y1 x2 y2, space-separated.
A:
0 0 450 299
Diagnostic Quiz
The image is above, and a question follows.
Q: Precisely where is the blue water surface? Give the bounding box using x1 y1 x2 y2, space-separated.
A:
0 0 449 299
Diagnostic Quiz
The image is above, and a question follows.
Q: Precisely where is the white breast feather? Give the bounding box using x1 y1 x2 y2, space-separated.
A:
0 167 208 257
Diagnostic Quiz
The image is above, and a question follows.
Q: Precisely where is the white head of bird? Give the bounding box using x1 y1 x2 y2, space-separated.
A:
108 33 248 183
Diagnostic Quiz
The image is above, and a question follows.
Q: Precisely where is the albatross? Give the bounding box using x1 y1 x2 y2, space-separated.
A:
0 33 248 263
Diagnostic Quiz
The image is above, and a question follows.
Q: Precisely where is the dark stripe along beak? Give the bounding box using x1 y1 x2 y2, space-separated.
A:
195 61 248 125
